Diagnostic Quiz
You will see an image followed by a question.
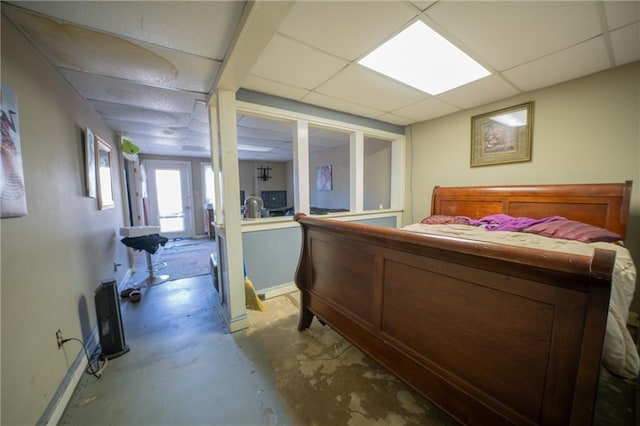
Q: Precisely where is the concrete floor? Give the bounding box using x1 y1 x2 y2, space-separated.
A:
60 275 292 425
59 269 636 425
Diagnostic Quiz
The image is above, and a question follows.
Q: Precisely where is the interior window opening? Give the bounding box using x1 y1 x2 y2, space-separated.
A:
308 125 351 215
236 113 295 218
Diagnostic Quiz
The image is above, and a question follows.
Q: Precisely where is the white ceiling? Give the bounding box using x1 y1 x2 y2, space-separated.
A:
2 1 639 161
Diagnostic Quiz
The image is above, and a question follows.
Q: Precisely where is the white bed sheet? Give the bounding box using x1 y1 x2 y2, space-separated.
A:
403 223 639 378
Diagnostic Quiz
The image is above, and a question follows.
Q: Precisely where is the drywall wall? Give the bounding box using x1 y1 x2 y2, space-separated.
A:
309 145 351 209
364 139 392 210
1 17 128 424
407 62 640 312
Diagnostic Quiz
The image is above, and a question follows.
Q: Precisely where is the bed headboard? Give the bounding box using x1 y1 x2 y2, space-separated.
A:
431 181 632 238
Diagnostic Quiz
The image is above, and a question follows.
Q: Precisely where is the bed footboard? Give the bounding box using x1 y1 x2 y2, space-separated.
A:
293 214 614 425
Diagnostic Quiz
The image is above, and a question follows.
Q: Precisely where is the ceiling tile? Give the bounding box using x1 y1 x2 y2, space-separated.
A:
409 1 437 12
186 130 209 143
62 69 203 113
301 92 386 120
373 113 413 126
238 115 294 136
503 37 610 92
4 6 219 93
251 34 349 90
192 100 209 123
89 100 190 126
392 98 460 122
610 23 640 66
120 133 184 147
188 120 212 135
427 1 602 71
242 75 310 101
8 1 245 59
604 1 640 30
437 75 521 109
144 45 220 93
105 119 189 139
315 64 427 111
278 1 417 61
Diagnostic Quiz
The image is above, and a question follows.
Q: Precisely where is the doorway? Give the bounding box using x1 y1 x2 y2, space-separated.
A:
144 160 194 239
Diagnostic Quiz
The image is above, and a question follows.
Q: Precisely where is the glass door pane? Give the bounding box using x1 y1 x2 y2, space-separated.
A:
155 169 185 233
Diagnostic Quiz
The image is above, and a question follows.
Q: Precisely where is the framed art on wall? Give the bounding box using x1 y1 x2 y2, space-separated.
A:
470 101 534 167
317 165 332 191
1 83 28 218
96 136 115 210
84 127 97 198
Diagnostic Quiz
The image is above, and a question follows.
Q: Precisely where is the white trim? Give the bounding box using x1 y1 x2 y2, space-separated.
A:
216 300 250 333
216 90 248 325
239 210 404 233
38 329 99 425
259 282 298 300
293 120 310 214
237 101 404 139
350 131 364 212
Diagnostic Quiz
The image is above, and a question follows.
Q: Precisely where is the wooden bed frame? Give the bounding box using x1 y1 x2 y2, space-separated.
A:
293 181 632 425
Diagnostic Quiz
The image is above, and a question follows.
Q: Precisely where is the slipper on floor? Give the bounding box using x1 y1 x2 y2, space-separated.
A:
129 290 142 303
120 287 140 298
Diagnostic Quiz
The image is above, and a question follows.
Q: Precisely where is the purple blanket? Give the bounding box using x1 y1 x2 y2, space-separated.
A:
467 214 566 232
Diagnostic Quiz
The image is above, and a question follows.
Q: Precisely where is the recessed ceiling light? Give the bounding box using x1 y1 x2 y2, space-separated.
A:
237 144 273 152
358 21 491 95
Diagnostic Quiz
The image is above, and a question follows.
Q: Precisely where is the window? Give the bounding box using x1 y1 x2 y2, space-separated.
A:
236 101 404 218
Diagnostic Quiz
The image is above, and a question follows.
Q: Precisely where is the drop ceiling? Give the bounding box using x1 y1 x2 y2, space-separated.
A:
2 1 638 161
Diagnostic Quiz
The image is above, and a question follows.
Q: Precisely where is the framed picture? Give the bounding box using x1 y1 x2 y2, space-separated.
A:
470 101 534 167
317 165 332 191
1 83 28 218
95 136 115 210
84 127 97 198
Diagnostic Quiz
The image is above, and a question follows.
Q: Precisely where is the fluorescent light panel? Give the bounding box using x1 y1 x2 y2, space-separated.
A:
237 143 273 152
359 21 490 95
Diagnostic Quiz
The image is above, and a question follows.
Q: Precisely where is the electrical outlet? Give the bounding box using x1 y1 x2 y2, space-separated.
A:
56 329 63 349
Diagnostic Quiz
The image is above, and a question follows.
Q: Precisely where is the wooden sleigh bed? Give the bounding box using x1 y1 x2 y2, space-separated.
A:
293 181 634 425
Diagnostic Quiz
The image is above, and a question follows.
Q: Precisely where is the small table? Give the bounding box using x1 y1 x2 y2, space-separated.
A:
120 226 170 287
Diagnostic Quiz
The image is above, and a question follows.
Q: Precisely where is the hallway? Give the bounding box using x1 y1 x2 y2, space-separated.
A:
59 275 292 425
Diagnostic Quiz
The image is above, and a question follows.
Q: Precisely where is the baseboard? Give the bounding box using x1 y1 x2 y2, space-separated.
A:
218 305 249 333
259 282 297 300
37 327 99 425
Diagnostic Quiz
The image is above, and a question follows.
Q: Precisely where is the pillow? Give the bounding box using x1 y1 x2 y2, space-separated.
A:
524 219 622 243
421 215 471 225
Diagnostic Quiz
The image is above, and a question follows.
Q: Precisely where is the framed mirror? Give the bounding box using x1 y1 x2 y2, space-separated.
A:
96 136 115 209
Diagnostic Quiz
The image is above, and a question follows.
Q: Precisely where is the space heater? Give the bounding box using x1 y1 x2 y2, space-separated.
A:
94 278 129 359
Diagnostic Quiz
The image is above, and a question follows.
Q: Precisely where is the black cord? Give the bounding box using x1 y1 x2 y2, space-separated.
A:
61 337 105 379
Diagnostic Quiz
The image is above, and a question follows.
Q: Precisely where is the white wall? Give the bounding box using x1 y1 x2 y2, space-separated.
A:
1 17 128 424
309 145 350 209
364 140 392 210
407 62 640 312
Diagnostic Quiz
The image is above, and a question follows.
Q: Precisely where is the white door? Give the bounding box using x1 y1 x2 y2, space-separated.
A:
144 160 194 239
